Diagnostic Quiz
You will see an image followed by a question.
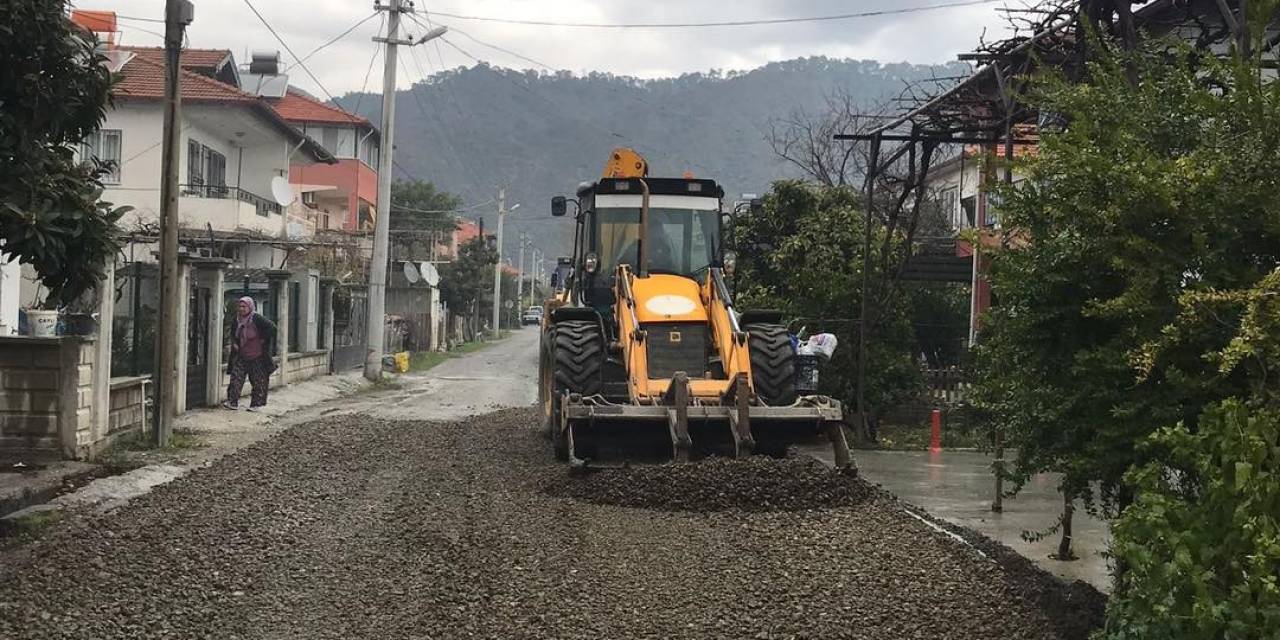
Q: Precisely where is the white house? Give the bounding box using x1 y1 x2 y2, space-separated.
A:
88 48 335 265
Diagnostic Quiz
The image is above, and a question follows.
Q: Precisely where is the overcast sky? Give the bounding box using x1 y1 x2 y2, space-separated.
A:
102 1 1014 97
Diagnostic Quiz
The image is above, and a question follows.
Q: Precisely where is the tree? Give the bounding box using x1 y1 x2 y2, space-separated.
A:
389 180 461 260
438 236 496 333
734 180 923 430
0 0 128 306
1104 269 1280 639
971 31 1280 519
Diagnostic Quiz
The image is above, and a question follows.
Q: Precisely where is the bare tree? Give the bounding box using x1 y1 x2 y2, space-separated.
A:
764 89 882 187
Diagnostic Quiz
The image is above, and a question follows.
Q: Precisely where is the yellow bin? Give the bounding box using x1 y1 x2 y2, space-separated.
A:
394 352 410 373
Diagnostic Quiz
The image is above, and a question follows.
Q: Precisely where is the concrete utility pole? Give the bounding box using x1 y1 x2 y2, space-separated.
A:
154 0 193 447
516 233 526 309
364 0 446 379
489 188 506 337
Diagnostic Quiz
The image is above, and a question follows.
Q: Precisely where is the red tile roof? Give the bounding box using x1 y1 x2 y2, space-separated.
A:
115 54 256 103
111 54 337 165
118 46 232 73
270 88 371 127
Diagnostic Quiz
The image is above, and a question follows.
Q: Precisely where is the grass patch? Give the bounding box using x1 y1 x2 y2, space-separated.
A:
408 333 511 372
99 428 206 467
0 507 64 542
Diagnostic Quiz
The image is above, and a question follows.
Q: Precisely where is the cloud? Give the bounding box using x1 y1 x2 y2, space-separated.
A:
100 0 1013 96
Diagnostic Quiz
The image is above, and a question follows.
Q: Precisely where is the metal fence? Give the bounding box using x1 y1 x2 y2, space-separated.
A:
111 262 160 378
923 366 968 406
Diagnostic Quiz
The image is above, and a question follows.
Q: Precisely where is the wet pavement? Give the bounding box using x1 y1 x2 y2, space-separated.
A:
805 445 1111 591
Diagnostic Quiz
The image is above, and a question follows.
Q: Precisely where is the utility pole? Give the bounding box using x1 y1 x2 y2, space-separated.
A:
516 233 526 309
364 0 446 379
490 188 506 337
155 0 193 447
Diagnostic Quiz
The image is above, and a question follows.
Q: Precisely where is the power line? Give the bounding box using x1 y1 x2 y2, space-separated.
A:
286 11 380 72
423 0 1004 29
424 18 554 70
241 0 336 102
352 20 384 118
115 14 166 24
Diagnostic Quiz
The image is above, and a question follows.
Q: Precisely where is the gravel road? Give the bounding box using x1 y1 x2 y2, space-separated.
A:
0 403 1102 640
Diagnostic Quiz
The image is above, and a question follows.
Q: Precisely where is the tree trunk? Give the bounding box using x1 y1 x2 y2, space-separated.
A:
1054 493 1078 561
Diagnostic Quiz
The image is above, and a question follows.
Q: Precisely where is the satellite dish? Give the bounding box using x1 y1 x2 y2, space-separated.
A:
270 176 295 206
402 261 420 283
419 261 440 287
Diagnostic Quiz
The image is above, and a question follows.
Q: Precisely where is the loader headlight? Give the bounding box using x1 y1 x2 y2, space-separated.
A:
722 251 737 276
584 252 599 274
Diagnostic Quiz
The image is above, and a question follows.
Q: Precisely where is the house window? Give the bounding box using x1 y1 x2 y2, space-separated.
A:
187 139 205 190
321 127 338 155
187 140 228 197
83 129 122 184
336 128 356 158
205 148 227 196
939 187 958 230
960 195 977 228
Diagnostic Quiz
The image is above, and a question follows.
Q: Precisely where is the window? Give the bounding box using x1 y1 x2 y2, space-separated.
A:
594 207 721 278
83 130 122 184
186 140 228 197
960 195 977 228
321 127 338 155
939 187 958 229
335 128 356 158
187 139 205 189
205 148 227 196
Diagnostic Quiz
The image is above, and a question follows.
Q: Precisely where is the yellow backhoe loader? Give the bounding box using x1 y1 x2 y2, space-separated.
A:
539 149 852 469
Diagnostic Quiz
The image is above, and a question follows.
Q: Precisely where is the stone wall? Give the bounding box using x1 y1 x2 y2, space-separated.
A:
0 336 89 461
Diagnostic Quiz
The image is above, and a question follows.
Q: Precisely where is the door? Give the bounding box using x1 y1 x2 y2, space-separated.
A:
186 285 210 408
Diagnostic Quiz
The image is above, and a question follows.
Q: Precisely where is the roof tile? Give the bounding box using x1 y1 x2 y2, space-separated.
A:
270 88 371 126
114 54 255 103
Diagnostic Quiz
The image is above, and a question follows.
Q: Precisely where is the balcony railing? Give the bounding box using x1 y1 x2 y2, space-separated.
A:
180 184 282 216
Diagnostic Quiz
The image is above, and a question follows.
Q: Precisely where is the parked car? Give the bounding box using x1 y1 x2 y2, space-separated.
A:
521 306 544 325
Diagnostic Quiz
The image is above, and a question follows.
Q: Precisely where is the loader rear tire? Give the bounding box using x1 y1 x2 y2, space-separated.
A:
548 320 604 461
746 323 797 406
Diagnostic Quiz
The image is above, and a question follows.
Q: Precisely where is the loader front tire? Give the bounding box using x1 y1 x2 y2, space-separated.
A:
746 323 797 406
548 320 604 460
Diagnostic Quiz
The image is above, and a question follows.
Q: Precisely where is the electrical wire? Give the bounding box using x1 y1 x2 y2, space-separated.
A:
352 18 385 118
424 19 554 71
286 11 380 72
241 0 336 102
423 0 1004 29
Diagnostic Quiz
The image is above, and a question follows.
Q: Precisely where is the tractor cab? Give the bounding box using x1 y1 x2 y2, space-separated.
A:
572 177 728 320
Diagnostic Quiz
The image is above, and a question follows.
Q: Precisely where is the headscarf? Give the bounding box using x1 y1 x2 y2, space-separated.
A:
237 296 256 333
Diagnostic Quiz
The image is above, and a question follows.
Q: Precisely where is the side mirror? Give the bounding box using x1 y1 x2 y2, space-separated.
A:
551 196 567 217
550 272 560 288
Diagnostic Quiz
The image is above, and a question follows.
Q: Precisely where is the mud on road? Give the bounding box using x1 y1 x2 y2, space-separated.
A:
0 408 1103 639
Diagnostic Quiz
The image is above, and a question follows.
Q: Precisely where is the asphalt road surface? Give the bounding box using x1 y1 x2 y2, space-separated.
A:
0 328 1102 639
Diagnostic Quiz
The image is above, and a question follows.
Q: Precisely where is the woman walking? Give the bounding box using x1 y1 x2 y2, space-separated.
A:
224 296 276 411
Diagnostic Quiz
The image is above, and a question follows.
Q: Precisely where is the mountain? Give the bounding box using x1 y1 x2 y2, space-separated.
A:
336 56 967 261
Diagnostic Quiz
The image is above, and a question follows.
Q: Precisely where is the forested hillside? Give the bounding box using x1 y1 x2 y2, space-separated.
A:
337 56 967 259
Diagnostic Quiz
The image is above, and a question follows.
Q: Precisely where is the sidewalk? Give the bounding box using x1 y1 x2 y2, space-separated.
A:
804 444 1111 592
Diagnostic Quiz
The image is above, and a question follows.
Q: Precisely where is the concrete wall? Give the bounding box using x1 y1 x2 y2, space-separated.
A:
285 350 329 384
0 337 92 462
107 377 147 443
0 258 20 336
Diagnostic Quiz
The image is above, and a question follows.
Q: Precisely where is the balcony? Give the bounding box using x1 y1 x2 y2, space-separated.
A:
178 184 284 236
